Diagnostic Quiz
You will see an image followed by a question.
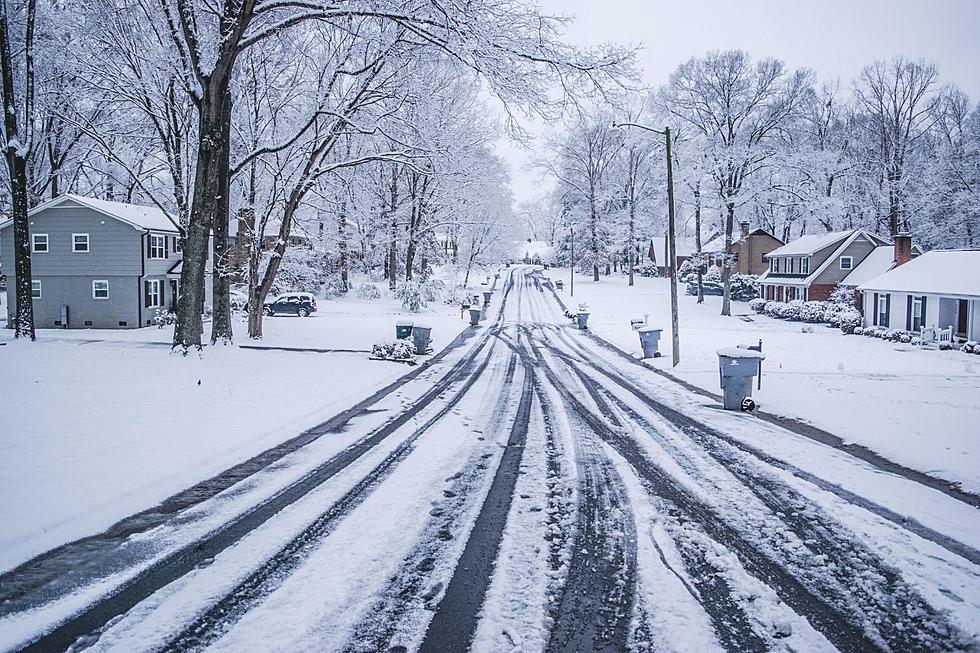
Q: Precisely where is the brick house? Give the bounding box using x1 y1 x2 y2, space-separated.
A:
757 229 890 302
703 222 784 276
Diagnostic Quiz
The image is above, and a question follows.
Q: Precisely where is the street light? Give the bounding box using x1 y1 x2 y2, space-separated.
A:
611 121 680 367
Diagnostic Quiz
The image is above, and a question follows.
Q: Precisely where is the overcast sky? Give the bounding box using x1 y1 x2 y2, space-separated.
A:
497 0 980 205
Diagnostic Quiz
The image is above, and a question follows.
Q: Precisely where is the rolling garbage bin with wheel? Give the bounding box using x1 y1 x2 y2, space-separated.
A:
717 347 765 411
468 308 482 326
395 320 414 340
576 311 590 330
412 323 433 355
637 326 663 359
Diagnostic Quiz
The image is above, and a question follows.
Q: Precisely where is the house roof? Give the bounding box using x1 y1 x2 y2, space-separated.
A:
841 246 896 287
858 250 980 298
0 194 181 232
649 235 697 261
765 230 853 257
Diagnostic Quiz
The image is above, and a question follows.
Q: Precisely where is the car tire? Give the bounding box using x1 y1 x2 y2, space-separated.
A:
297 307 309 317
264 306 274 316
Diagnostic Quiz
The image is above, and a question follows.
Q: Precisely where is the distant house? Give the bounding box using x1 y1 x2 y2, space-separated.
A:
858 249 980 341
702 222 784 276
758 229 890 302
0 194 209 329
648 234 698 276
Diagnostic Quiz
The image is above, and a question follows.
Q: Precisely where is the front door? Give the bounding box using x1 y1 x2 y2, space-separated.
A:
170 280 180 312
958 299 970 338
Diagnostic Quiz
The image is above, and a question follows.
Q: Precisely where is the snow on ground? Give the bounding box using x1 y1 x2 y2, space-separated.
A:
0 283 471 573
542 268 980 493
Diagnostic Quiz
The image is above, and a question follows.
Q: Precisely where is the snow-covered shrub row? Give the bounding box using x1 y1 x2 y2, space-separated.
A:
749 298 767 313
963 341 980 354
153 309 176 328
799 301 827 323
355 284 382 300
371 339 415 361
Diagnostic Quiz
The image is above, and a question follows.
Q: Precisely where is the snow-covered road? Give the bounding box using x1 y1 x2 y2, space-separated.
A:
2 267 978 652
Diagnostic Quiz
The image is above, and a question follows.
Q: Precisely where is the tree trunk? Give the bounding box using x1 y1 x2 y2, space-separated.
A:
387 167 398 290
693 183 704 304
1 5 36 340
338 197 350 292
173 87 230 350
210 88 234 344
721 200 735 316
627 190 635 287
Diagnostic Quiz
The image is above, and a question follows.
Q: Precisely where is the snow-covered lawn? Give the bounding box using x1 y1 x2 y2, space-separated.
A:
0 288 471 573
542 268 980 493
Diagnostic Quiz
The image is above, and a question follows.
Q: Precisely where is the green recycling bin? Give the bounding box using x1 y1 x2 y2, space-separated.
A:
396 320 414 339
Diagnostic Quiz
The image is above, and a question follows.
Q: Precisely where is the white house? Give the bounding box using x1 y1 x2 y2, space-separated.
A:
857 249 980 341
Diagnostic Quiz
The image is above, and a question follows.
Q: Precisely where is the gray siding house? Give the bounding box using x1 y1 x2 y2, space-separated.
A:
0 194 207 329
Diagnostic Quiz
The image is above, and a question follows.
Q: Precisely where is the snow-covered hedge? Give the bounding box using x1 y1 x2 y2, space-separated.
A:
749 298 767 313
638 263 660 278
371 339 416 362
799 301 827 323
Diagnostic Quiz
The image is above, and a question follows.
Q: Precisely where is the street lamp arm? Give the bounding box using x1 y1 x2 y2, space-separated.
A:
611 121 667 136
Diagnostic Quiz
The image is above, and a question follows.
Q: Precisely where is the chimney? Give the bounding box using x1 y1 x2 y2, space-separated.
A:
739 221 750 240
894 233 913 267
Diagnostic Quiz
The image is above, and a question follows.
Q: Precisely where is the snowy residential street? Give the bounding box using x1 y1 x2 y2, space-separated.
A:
2 267 978 652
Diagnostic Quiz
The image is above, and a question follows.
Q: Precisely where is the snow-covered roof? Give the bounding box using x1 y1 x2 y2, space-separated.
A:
649 235 697 261
858 250 980 298
765 230 852 257
2 194 181 232
841 246 895 287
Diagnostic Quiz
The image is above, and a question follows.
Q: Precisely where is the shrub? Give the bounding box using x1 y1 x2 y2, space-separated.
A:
830 284 856 307
782 299 804 321
899 333 912 344
963 341 978 354
323 275 345 298
372 339 416 361
838 308 862 334
355 283 382 300
728 273 760 301
799 301 828 323
911 337 923 346
853 326 865 336
639 263 660 278
153 309 176 328
422 279 446 302
749 298 767 313
394 280 428 312
677 257 704 282
883 329 900 341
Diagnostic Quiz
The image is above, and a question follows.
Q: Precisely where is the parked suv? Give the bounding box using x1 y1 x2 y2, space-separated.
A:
264 293 317 317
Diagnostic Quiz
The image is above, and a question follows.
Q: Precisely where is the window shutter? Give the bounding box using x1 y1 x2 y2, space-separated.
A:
885 294 890 327
146 235 152 258
164 235 169 258
159 280 165 307
873 293 879 326
920 296 927 326
144 280 151 307
906 295 913 331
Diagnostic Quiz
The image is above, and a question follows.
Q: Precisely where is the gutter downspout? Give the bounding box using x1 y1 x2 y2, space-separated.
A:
138 231 145 327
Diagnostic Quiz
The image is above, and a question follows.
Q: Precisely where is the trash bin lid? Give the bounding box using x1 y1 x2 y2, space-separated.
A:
396 320 415 327
637 325 663 333
414 322 432 329
716 347 765 360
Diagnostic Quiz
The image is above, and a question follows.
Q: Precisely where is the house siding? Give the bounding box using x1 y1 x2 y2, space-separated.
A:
26 275 142 329
812 238 877 286
735 233 783 275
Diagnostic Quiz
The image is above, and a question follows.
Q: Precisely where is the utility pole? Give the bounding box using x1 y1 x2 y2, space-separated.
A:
664 127 680 367
569 226 575 298
611 121 681 366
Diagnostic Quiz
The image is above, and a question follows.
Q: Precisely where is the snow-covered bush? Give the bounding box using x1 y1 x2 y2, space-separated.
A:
853 326 865 336
394 280 429 312
323 275 345 298
639 263 660 278
422 279 446 302
911 336 923 346
355 283 382 300
939 341 954 351
830 284 856 307
728 273 760 301
153 309 176 328
883 329 900 341
964 341 978 354
677 257 704 282
782 299 804 321
372 339 416 362
838 308 862 334
899 333 912 344
749 298 767 313
799 301 828 323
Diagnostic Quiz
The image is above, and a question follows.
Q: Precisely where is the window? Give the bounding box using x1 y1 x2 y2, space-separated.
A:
912 296 924 331
93 280 109 299
788 257 795 274
840 256 853 270
773 258 781 274
149 234 167 259
877 294 889 327
72 233 90 252
32 280 42 299
32 234 49 252
801 257 810 274
145 279 161 307
173 236 182 254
